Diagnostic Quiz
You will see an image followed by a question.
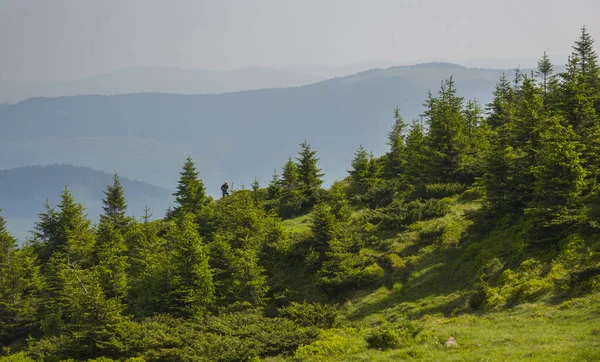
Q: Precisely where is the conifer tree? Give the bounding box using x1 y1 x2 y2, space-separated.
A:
94 222 129 300
536 51 554 96
250 177 261 203
403 119 430 185
100 172 129 232
124 215 169 316
487 73 515 130
385 107 407 177
424 77 467 182
172 156 207 218
528 115 586 231
34 188 95 265
0 211 43 343
296 141 325 207
167 213 214 316
349 145 382 195
310 202 337 257
573 26 599 84
279 158 304 217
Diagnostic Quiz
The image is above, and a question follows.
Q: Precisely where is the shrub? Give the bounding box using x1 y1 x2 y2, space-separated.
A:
406 198 451 223
278 302 339 328
294 328 366 360
423 183 466 199
365 327 400 349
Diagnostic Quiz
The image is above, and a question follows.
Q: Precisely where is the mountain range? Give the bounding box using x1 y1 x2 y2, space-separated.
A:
0 62 509 191
0 164 173 241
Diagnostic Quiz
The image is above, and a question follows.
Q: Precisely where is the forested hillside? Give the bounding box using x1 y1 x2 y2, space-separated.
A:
1 28 600 361
0 164 173 241
0 63 505 190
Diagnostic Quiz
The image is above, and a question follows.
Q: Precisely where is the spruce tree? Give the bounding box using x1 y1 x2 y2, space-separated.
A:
34 188 95 266
296 141 325 207
536 51 554 96
487 73 515 130
279 157 304 217
424 77 467 182
167 213 214 316
403 119 430 185
528 115 587 237
94 222 129 300
573 26 599 84
385 107 407 177
100 172 129 231
172 156 207 218
0 211 43 344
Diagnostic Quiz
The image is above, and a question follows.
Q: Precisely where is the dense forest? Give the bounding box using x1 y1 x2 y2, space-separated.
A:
1 28 600 361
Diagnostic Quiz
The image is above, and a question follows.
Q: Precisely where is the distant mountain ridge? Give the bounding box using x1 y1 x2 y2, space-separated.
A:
0 164 174 241
0 66 325 103
0 62 509 195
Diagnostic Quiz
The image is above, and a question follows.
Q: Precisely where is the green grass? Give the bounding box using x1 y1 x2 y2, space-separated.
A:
268 196 600 361
282 214 312 235
265 294 600 361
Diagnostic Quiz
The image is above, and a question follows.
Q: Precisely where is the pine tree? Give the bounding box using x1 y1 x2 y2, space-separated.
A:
487 73 515 130
403 119 430 185
385 107 407 177
528 115 587 234
100 172 129 232
124 216 169 316
279 158 304 217
172 156 207 218
424 77 467 182
94 222 129 300
573 26 599 84
310 202 337 257
0 211 43 344
167 213 214 316
536 51 554 96
296 141 325 207
348 145 382 196
250 177 261 203
34 188 95 266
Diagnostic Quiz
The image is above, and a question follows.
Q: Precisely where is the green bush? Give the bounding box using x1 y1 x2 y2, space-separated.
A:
423 183 466 199
278 302 339 328
406 198 452 223
365 327 401 349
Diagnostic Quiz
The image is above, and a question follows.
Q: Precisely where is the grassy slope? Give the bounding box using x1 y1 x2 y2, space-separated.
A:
274 197 600 361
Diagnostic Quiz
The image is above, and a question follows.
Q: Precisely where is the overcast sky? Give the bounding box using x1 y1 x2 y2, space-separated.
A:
1 0 599 82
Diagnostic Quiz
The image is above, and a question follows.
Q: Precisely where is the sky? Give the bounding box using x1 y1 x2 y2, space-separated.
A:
1 0 599 82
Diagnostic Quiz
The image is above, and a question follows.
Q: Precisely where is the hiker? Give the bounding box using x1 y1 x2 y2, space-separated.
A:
221 181 229 197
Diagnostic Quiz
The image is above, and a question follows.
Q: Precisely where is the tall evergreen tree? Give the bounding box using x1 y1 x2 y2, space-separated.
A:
528 115 586 231
423 77 467 182
172 156 207 218
349 145 382 195
573 26 599 84
536 51 554 96
279 158 304 217
296 141 325 207
100 172 129 231
167 213 214 316
487 73 515 130
94 222 129 301
0 211 43 344
403 119 430 185
33 188 95 265
385 107 407 177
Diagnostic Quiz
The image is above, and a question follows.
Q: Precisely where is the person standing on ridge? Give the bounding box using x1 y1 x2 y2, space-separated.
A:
221 181 229 197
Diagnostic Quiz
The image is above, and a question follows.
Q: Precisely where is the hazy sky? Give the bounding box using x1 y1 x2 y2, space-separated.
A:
1 0 599 82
